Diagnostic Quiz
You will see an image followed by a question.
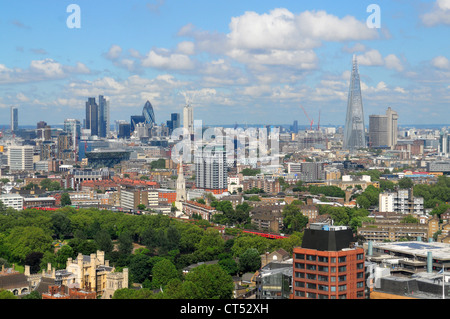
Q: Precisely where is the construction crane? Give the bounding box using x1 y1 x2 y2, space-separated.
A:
300 105 314 131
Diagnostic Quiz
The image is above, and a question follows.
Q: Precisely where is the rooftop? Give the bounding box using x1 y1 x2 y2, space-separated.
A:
372 241 450 261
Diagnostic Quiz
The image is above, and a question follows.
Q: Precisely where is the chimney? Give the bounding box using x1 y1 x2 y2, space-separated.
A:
24 265 30 276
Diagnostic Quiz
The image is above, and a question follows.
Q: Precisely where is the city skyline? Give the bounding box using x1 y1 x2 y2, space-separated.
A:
1 0 449 127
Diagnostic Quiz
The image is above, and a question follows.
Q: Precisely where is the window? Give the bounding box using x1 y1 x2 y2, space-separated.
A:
318 265 329 272
338 284 347 291
338 266 347 272
306 255 317 261
338 275 346 282
295 253 305 260
306 283 317 289
338 256 347 263
306 273 316 280
306 264 316 271
318 285 329 291
295 263 305 269
318 256 328 263
318 275 328 282
306 292 316 299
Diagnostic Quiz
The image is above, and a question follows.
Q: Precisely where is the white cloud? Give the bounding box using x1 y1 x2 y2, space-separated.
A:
356 49 384 66
141 49 195 70
295 10 379 42
421 0 450 26
431 55 450 69
176 41 196 55
105 44 123 60
30 59 65 77
226 9 378 51
357 50 404 72
384 54 404 72
16 93 29 102
0 59 91 84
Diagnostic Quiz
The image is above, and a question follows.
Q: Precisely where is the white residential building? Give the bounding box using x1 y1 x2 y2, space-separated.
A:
0 194 24 210
7 146 33 171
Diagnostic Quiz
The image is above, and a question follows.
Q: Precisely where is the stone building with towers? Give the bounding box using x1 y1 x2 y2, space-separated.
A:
26 250 128 299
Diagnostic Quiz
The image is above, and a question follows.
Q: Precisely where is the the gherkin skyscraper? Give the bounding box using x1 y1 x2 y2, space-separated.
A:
343 55 366 150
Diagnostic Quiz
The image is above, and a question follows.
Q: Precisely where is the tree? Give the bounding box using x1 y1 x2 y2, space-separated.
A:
401 214 419 224
194 228 225 261
356 195 371 209
5 226 53 263
25 252 44 274
0 289 18 299
117 231 134 256
151 258 180 289
282 203 309 234
51 212 72 239
128 254 152 284
60 193 72 207
21 291 41 299
183 263 234 299
94 229 114 254
241 168 260 176
218 257 239 276
55 245 75 269
238 248 261 274
398 177 414 189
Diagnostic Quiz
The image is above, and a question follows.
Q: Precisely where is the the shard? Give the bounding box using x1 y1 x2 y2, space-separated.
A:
343 55 366 150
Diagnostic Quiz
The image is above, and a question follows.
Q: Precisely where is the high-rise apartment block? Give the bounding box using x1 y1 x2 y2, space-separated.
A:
7 145 33 171
379 189 424 214
439 130 449 155
195 145 228 194
369 107 398 149
11 106 18 133
292 223 366 299
287 162 326 182
183 104 194 135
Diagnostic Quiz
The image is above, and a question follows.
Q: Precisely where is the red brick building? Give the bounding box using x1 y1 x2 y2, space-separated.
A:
291 223 365 299
158 189 177 204
42 285 97 299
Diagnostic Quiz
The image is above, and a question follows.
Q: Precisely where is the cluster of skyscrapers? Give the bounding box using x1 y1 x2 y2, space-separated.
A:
85 95 110 138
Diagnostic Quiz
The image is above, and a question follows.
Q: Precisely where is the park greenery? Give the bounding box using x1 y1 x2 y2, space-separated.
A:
0 205 302 299
1 175 449 299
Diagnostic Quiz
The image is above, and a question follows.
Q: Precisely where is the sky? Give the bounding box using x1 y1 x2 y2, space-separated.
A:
0 0 449 128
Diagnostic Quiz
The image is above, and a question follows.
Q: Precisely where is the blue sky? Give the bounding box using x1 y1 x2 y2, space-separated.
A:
0 0 449 127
